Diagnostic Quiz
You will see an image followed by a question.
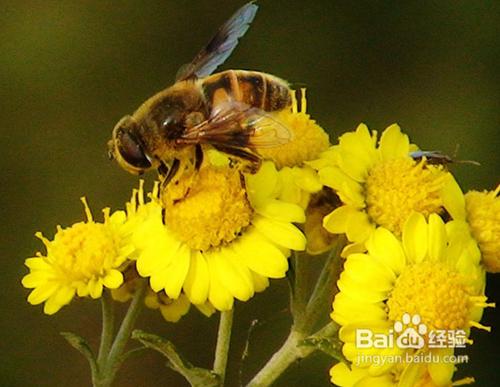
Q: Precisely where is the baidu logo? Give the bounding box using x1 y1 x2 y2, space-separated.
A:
394 313 426 349
355 312 467 350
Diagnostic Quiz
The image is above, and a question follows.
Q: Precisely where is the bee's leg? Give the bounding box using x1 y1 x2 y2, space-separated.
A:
157 161 169 177
161 158 180 190
212 144 261 174
194 144 204 171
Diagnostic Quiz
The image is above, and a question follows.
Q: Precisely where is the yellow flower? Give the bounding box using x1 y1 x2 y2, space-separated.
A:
128 158 306 311
259 89 330 169
309 124 451 254
256 89 329 209
22 198 133 314
330 362 475 387
331 213 492 386
442 178 500 272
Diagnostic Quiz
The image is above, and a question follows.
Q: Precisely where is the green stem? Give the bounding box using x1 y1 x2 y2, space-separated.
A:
213 309 234 386
246 322 340 387
101 279 147 385
97 290 115 366
246 330 306 387
301 237 344 330
290 252 308 325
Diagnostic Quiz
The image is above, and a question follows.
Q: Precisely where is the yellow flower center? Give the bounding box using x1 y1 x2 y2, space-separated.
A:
44 221 122 284
365 158 446 235
387 262 471 332
258 90 330 168
162 165 253 251
465 186 500 272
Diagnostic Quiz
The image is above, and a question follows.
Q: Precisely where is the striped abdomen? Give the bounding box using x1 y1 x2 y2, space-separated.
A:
201 70 292 112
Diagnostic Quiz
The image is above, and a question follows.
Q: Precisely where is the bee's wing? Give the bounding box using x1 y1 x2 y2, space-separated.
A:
175 2 258 82
178 101 292 151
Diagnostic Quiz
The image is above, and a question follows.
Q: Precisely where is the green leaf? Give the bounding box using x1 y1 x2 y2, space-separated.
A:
132 330 220 387
60 331 98 375
298 336 344 361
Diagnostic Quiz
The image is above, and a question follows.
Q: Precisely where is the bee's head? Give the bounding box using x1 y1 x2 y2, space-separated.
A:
109 115 155 175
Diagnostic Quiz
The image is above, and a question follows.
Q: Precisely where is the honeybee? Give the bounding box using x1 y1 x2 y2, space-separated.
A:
108 1 294 184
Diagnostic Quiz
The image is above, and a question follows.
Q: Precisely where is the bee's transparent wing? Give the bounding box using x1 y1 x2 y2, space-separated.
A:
175 2 258 81
178 100 291 150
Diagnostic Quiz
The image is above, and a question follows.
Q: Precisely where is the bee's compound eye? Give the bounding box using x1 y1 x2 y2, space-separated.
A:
163 116 185 140
116 129 152 170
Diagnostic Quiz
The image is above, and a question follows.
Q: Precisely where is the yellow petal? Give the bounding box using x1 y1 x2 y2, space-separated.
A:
136 232 180 277
183 251 209 304
195 302 216 317
207 255 234 311
441 173 466 220
318 167 364 206
246 161 279 206
102 269 124 289
337 271 388 303
399 361 426 387
340 242 367 258
256 199 305 223
428 213 446 261
21 271 52 288
378 123 409 160
365 227 406 275
43 287 75 315
291 166 322 192
323 205 355 234
332 292 386 326
345 210 374 243
149 266 170 293
251 271 269 292
235 231 289 278
159 294 190 322
163 244 191 299
403 212 428 263
253 216 306 251
88 278 103 299
25 257 51 271
77 281 90 297
212 248 254 301
330 362 367 386
343 253 395 291
428 348 455 386
337 124 378 182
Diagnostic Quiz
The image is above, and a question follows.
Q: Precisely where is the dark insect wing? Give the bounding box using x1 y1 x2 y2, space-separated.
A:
177 100 291 149
175 2 258 81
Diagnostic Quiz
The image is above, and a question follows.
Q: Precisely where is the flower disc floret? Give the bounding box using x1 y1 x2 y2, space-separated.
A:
162 165 252 251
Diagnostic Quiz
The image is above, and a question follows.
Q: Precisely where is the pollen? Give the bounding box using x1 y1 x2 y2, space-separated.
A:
387 262 471 332
465 185 500 272
365 158 446 235
258 89 330 168
162 165 253 251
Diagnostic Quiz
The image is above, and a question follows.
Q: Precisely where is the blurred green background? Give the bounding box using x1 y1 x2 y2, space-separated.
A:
2 1 499 386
